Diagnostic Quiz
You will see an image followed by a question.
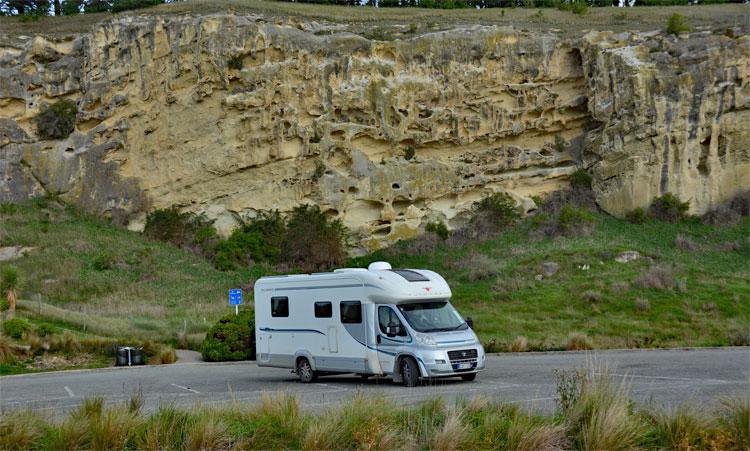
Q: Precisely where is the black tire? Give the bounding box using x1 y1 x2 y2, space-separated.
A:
400 357 420 387
297 357 316 383
460 372 477 382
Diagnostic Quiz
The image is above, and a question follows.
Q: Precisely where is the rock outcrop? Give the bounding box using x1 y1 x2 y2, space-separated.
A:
1 15 748 252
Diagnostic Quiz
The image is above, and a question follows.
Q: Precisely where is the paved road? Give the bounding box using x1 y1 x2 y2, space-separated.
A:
1 348 747 416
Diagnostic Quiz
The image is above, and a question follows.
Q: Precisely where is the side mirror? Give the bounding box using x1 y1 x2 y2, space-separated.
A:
466 317 474 328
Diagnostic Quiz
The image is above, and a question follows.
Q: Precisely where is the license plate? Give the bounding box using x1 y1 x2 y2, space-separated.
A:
456 363 472 370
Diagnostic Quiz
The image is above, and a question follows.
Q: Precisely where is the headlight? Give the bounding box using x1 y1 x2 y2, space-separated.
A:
414 332 436 346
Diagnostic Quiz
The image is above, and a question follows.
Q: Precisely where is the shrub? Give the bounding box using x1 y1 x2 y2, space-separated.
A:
649 193 689 223
425 221 449 240
554 368 585 413
566 332 593 351
144 207 217 258
636 265 675 291
581 290 602 303
227 55 243 70
626 207 648 224
159 348 176 364
570 168 592 190
453 252 498 281
282 205 348 271
674 234 698 251
35 323 56 337
34 99 78 140
702 190 750 226
509 336 528 352
403 145 416 161
557 204 595 235
470 192 522 239
214 211 285 270
91 251 114 271
666 13 690 35
3 318 32 339
201 309 255 362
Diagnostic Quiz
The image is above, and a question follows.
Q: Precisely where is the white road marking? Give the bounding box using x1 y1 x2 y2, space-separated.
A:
171 383 200 394
605 373 731 384
63 386 75 398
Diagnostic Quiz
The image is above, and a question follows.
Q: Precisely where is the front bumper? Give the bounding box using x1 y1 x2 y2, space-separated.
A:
419 347 486 377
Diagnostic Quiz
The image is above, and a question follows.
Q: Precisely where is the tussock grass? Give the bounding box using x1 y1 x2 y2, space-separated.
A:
2 374 745 451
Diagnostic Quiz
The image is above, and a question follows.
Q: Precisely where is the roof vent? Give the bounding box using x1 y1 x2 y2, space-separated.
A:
389 269 430 282
368 261 392 271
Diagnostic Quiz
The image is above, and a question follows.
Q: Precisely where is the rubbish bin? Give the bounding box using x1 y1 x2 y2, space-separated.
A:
131 347 144 365
116 346 132 366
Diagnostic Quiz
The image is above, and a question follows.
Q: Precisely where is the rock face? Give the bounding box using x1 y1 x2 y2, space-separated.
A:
1 15 748 252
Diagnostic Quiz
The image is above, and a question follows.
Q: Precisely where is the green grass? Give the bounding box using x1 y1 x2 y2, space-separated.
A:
0 201 260 343
2 199 748 352
353 214 750 351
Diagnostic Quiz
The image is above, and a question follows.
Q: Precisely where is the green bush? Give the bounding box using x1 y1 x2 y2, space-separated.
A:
143 207 218 257
227 54 243 70
282 205 348 271
666 13 690 35
91 251 114 271
649 193 690 223
626 207 648 224
35 323 56 337
3 318 32 339
403 146 416 161
201 309 255 362
470 192 522 239
214 211 285 271
558 204 595 234
425 221 449 240
570 168 593 190
34 99 78 140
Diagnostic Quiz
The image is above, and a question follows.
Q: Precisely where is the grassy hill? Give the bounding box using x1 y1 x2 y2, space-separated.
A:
1 197 747 351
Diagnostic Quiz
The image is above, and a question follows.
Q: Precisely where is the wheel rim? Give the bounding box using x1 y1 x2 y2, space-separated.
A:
402 360 411 381
299 360 312 380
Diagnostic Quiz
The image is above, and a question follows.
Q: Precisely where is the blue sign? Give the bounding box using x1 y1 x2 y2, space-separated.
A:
229 289 243 306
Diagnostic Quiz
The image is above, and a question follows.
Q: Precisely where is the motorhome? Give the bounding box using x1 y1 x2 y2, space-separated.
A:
254 262 485 386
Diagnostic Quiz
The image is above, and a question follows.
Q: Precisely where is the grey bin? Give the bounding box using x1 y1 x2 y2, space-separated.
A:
116 346 145 366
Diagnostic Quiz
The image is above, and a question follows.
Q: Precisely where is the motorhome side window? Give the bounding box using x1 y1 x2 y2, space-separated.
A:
378 306 406 336
314 302 332 318
271 297 289 317
339 301 362 324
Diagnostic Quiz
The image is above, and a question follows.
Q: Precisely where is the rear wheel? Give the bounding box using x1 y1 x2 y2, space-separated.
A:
460 372 477 382
400 357 420 387
297 357 316 383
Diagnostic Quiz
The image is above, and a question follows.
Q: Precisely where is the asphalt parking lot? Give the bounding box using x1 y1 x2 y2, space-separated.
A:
1 347 747 416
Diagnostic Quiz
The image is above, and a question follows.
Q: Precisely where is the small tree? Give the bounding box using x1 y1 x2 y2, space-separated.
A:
1 266 19 316
666 14 690 36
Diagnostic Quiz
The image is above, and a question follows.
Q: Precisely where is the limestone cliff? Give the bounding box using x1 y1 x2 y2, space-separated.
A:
1 15 748 252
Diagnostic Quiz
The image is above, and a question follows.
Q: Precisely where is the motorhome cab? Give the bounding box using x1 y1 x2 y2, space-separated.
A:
254 261 485 386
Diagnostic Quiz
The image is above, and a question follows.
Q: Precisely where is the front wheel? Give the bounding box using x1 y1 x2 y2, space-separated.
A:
460 372 477 382
400 357 420 387
297 357 316 383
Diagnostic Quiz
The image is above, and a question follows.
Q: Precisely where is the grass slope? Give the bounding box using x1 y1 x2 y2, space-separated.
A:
0 201 259 345
353 214 750 351
2 199 748 351
0 1 747 41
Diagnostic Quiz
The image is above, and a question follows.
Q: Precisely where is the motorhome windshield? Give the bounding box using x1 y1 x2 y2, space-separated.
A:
397 301 467 333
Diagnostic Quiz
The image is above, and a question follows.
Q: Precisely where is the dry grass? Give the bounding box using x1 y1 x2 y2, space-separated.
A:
430 408 469 451
636 265 675 291
635 297 650 312
1 1 745 41
509 336 529 353
581 290 602 303
566 332 593 351
674 234 698 251
0 335 16 364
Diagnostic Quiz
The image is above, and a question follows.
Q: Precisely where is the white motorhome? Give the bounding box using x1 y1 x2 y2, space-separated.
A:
254 262 485 386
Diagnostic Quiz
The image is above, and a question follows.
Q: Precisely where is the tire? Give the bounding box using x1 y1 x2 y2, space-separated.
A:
460 372 477 382
297 357 316 383
400 357 420 387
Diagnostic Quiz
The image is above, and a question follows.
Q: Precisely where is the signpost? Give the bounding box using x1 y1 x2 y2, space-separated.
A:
229 289 243 315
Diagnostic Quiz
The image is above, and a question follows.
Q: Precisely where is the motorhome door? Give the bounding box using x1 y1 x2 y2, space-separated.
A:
376 305 409 374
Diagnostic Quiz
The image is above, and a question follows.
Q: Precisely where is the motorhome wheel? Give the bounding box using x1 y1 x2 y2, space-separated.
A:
400 357 419 387
296 357 316 383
